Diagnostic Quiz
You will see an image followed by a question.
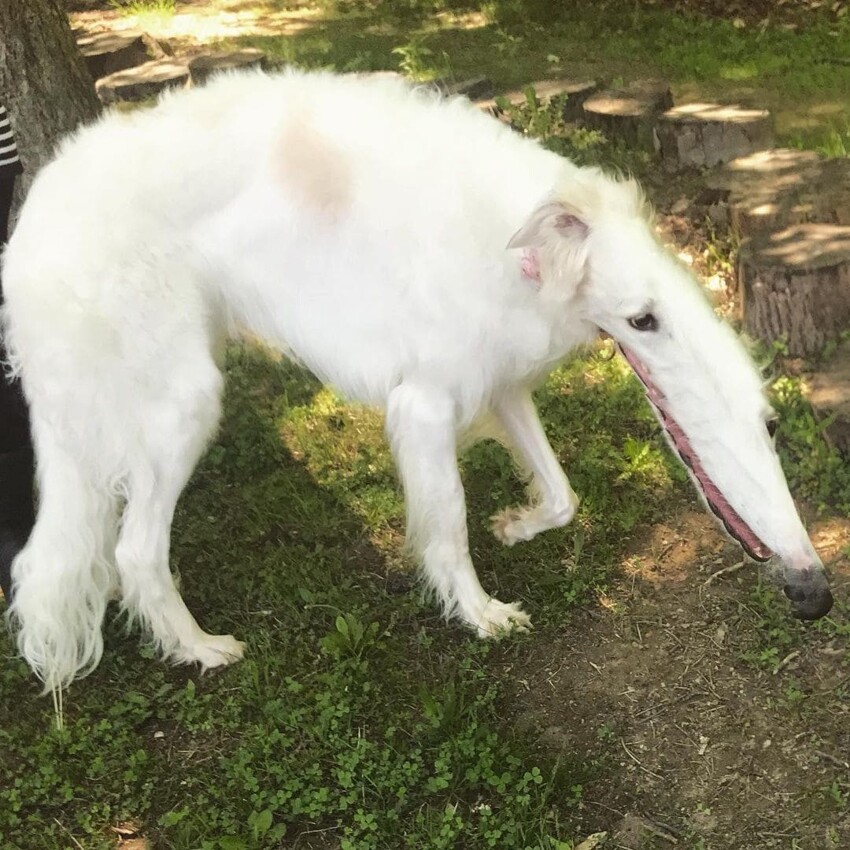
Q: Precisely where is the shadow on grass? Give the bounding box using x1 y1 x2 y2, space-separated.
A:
1 345 652 849
0 339 818 849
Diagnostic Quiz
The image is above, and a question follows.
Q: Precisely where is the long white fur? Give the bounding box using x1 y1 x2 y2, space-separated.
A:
1 69 824 692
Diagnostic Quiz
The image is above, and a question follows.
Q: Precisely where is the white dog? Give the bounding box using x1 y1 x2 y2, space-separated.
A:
1 70 832 692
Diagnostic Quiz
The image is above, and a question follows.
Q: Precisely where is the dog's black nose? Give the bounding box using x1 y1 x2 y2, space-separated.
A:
784 570 833 620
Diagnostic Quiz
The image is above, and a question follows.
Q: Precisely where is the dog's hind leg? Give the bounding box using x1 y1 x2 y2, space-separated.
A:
10 430 119 691
387 383 530 637
489 388 579 546
114 356 245 670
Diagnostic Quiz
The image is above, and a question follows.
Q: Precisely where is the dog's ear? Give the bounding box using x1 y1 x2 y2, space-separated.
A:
508 201 590 296
507 202 588 250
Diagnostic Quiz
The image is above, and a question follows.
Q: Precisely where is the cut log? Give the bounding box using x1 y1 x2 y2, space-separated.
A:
739 224 850 356
77 30 165 80
806 339 850 456
96 58 190 104
582 80 672 149
654 102 773 170
188 50 266 87
477 78 598 123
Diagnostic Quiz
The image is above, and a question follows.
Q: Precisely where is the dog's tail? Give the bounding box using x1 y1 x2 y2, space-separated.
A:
7 418 120 695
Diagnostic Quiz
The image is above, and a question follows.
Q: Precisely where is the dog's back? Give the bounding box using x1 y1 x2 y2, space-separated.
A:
6 71 577 410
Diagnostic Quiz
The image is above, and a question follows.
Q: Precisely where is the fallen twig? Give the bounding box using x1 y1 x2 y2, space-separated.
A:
815 749 850 770
620 739 664 780
772 650 800 675
702 560 746 588
635 817 680 845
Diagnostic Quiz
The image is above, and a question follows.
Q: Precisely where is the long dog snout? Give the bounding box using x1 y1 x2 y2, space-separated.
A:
783 568 833 620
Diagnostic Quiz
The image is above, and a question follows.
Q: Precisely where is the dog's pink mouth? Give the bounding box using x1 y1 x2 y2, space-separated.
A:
618 344 772 562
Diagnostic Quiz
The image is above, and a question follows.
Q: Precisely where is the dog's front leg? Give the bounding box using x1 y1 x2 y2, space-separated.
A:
387 383 530 637
490 388 579 546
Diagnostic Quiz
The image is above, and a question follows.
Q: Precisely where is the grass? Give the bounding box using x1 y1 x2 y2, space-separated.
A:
4 338 842 846
109 0 177 25
0 344 682 849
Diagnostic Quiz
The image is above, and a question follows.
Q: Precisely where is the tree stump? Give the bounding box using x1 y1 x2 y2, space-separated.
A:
96 58 190 104
705 149 820 236
739 224 850 356
582 80 672 149
654 103 773 170
188 50 266 87
806 339 850 456
477 78 598 123
77 31 165 81
705 149 850 238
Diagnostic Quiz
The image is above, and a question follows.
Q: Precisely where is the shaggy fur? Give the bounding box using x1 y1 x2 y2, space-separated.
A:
1 70 831 692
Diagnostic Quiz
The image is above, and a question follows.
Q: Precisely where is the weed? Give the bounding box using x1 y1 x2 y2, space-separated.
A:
109 0 177 22
319 612 382 660
770 375 850 514
493 87 651 177
738 582 803 672
392 34 450 80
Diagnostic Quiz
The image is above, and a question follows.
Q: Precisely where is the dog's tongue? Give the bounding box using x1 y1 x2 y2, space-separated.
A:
618 344 772 562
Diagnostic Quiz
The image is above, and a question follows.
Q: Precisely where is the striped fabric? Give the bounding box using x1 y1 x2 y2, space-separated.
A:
0 105 22 176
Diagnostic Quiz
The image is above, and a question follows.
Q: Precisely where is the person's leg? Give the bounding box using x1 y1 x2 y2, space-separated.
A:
0 174 35 602
0 176 13 246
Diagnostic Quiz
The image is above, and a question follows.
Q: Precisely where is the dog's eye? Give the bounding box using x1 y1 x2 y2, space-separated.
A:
628 313 658 332
766 418 778 439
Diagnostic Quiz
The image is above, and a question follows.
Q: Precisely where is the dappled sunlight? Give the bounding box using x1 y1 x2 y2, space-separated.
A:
273 385 407 560
776 101 850 140
718 62 759 81
724 147 821 174
75 0 322 45
756 223 850 268
622 511 730 588
73 1 491 56
810 516 850 569
667 102 768 123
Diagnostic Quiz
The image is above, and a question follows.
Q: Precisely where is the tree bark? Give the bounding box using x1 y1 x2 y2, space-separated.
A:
0 0 100 193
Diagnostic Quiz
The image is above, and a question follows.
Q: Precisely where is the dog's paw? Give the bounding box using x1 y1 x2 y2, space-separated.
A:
189 633 246 671
491 500 578 547
490 507 533 547
473 599 531 638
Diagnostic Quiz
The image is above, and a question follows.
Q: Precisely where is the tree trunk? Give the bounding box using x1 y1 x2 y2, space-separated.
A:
0 0 100 194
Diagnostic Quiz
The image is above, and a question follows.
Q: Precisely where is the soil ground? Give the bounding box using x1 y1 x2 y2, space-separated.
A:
518 509 850 849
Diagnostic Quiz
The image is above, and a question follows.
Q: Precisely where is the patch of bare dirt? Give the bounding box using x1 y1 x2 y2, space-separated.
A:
518 509 850 849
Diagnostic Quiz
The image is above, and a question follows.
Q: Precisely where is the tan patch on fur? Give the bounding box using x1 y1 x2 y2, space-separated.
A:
275 115 351 217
